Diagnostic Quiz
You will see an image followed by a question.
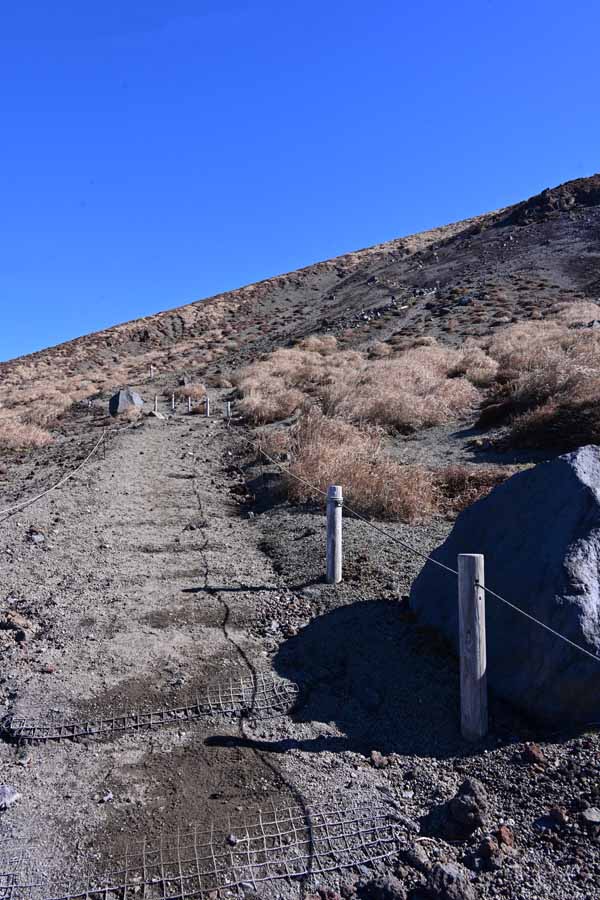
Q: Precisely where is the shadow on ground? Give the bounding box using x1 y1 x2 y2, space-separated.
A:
207 599 502 759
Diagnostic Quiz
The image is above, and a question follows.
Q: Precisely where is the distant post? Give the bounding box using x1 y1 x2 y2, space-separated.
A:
326 485 343 584
224 401 232 420
153 395 158 413
205 395 211 417
187 396 192 413
150 365 155 379
171 393 175 411
458 553 488 741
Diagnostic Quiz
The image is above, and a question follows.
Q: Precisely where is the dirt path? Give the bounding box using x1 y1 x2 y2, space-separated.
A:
1 397 599 900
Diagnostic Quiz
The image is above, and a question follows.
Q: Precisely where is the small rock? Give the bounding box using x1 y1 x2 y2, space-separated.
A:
1 611 32 632
581 807 600 829
448 778 487 833
400 842 430 873
549 806 568 828
0 785 21 810
16 748 32 767
496 824 514 847
370 750 389 770
357 874 406 900
226 833 239 846
426 863 476 900
100 791 114 804
522 742 546 766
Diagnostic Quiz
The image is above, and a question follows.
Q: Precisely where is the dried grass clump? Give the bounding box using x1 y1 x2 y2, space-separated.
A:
277 410 436 522
480 322 600 447
556 301 600 324
172 384 207 402
235 338 488 433
435 464 517 515
0 419 54 450
324 345 482 431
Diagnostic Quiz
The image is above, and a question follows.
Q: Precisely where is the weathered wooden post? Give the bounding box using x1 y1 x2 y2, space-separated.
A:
187 396 192 413
205 395 211 417
171 393 175 411
224 401 232 420
153 395 158 413
326 485 343 584
458 553 488 741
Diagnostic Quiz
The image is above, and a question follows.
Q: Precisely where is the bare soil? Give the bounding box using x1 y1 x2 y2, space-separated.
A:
1 392 599 900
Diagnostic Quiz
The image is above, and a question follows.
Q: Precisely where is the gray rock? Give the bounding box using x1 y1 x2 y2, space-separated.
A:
425 863 476 900
410 446 600 724
357 874 406 900
400 843 431 873
108 388 144 417
0 785 21 810
581 807 600 827
449 778 487 830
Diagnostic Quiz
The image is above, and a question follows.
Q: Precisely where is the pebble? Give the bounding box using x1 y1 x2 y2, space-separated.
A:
0 785 21 810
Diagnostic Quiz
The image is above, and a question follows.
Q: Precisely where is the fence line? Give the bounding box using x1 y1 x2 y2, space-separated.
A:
0 430 107 522
233 429 600 666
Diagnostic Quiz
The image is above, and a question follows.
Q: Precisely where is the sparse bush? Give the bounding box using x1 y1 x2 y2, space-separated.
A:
0 419 54 450
172 384 207 402
279 410 436 522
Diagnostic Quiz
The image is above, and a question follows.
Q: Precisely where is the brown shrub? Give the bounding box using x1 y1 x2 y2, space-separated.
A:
274 410 436 522
172 384 207 402
0 420 54 450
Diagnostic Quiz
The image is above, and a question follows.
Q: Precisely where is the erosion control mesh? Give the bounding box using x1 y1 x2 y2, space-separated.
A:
1 800 408 899
5 672 299 743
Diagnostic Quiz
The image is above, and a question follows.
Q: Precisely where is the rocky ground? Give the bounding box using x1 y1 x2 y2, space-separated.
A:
0 387 599 900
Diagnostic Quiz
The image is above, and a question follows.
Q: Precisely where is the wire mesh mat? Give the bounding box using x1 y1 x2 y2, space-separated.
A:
5 672 299 743
3 800 407 899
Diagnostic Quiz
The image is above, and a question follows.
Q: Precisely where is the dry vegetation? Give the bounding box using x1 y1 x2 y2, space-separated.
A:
258 409 515 523
235 334 494 430
237 305 600 520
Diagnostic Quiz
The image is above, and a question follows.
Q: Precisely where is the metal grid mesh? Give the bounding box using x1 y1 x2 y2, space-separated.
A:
6 672 299 743
3 800 405 899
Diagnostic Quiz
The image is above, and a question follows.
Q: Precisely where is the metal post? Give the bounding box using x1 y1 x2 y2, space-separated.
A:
188 396 192 414
326 485 343 584
171 393 175 411
458 553 488 741
205 395 211 417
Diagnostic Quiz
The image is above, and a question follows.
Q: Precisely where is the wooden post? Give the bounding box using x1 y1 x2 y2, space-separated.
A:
153 395 158 413
171 393 175 411
187 396 192 413
458 553 488 741
326 485 343 584
224 401 231 420
150 365 155 379
205 395 211 417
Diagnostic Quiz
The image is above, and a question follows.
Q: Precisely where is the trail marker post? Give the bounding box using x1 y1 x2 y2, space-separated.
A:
188 397 192 413
224 401 232 420
458 553 488 741
150 365 155 379
326 485 343 584
205 396 211 417
153 395 158 414
171 393 175 411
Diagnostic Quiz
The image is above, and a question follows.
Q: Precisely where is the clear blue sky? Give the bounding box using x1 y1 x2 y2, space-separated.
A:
1 1 598 361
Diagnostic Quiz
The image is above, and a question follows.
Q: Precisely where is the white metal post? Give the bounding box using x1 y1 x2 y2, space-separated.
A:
326 485 343 584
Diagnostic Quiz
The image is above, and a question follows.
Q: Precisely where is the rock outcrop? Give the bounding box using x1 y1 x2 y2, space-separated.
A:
410 446 600 725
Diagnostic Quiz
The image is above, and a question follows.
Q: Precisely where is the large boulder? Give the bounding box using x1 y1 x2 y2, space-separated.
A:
410 445 600 725
108 388 144 417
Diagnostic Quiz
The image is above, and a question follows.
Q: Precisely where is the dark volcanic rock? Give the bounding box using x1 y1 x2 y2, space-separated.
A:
425 863 476 900
109 388 144 416
410 446 600 724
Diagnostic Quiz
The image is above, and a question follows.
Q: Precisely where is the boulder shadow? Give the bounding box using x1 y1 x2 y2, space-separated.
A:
208 600 505 759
